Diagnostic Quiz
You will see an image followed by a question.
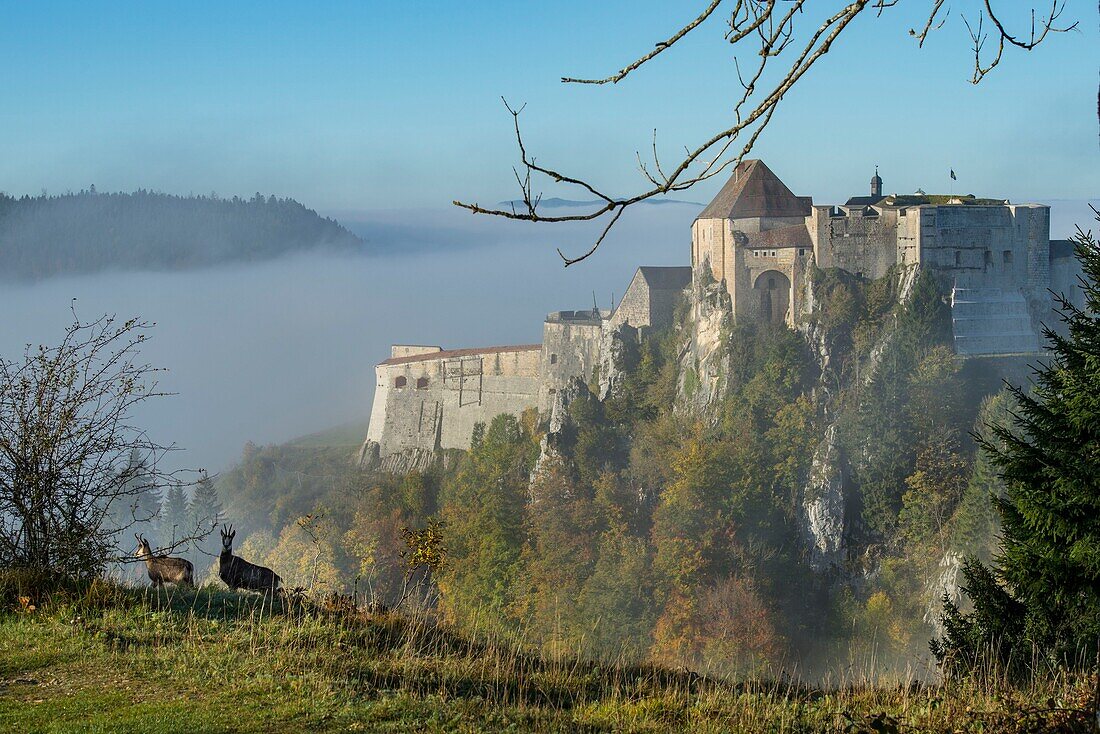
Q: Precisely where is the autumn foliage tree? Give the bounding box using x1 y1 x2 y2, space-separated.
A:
438 413 539 626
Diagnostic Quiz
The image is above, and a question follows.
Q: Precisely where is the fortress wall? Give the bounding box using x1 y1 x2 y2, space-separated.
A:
611 268 691 332
808 207 898 279
1018 205 1052 297
693 219 729 283
911 205 1050 303
906 204 1052 356
391 345 443 359
645 284 687 330
808 207 829 265
365 365 391 444
370 347 541 457
897 208 922 266
539 319 604 412
1050 248 1087 312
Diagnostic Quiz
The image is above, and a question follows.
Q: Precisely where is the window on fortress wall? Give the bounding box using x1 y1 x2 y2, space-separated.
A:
416 377 429 389
550 354 558 365
393 376 407 388
955 251 961 266
984 251 993 267
1003 250 1014 265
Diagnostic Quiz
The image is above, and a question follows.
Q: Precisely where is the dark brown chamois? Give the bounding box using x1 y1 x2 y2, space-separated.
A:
218 526 281 593
135 534 194 587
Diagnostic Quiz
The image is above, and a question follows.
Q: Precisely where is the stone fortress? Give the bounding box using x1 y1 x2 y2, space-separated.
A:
360 160 1084 468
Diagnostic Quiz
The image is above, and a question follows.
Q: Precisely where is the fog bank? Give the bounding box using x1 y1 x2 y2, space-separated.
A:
0 198 1092 473
0 204 696 472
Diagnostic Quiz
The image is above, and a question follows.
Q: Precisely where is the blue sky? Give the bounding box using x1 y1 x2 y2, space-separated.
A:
0 1 1095 211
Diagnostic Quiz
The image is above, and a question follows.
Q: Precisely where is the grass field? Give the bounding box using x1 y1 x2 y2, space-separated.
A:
0 582 1096 733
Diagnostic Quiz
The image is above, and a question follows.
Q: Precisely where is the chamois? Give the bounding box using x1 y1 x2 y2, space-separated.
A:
135 534 194 587
218 525 282 593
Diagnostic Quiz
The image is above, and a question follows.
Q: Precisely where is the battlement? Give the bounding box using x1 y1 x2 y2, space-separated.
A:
545 309 607 325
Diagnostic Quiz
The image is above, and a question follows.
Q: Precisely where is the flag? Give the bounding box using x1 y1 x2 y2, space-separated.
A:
950 169 957 181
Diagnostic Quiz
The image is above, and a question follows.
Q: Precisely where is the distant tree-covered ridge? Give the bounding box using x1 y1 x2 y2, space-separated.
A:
0 189 364 280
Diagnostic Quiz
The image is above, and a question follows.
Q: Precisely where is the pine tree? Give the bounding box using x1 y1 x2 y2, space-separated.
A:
935 214 1100 672
189 472 222 532
159 483 191 545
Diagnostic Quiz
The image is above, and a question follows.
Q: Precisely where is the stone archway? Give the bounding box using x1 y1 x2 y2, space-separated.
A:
753 270 791 324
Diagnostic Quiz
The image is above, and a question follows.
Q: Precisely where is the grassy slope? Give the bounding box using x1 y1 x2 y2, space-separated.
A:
287 422 370 449
0 586 1095 734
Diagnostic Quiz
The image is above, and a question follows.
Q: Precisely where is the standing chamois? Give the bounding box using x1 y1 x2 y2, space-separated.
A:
218 525 282 593
135 534 195 587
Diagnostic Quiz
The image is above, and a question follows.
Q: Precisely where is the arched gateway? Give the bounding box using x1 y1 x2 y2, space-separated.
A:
753 270 791 324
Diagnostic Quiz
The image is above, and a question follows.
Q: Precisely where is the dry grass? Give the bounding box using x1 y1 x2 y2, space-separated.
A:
0 580 1096 733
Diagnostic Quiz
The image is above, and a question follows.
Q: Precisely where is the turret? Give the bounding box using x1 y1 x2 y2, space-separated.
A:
870 167 882 198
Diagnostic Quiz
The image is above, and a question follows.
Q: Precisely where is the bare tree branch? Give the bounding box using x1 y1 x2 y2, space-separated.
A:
456 0 1075 265
966 0 1077 83
561 0 724 85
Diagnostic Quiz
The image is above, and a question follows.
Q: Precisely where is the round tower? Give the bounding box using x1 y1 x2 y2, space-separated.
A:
870 167 883 198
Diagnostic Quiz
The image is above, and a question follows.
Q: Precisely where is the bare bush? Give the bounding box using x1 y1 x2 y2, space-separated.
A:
0 308 194 578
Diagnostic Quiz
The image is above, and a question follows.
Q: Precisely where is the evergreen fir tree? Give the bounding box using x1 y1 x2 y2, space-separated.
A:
935 213 1100 672
189 472 222 532
159 483 191 545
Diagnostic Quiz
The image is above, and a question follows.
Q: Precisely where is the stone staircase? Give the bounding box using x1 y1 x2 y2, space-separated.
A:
950 287 1040 355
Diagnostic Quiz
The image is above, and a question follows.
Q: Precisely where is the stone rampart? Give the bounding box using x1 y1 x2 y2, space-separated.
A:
364 344 541 462
539 313 605 413
808 205 899 280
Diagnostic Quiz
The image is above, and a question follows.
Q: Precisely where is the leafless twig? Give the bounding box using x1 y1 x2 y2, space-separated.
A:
456 0 1074 266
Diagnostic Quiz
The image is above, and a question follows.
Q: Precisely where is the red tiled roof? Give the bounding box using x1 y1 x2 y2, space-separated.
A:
744 223 812 248
698 160 812 220
380 344 542 366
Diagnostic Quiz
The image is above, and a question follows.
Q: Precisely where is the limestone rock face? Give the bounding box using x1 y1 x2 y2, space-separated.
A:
924 551 964 637
358 439 437 474
381 448 437 475
547 377 587 436
803 424 845 572
597 322 639 402
793 265 923 578
678 266 733 411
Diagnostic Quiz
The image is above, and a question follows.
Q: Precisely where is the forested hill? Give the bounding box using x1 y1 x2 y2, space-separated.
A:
0 190 364 280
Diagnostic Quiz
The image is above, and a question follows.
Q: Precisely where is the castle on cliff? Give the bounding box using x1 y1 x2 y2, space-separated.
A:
360 160 1082 469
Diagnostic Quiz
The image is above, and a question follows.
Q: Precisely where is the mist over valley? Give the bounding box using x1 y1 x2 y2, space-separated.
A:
0 200 700 472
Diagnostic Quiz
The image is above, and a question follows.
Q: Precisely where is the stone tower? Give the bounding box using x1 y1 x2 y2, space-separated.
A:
690 160 813 325
870 167 882 198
